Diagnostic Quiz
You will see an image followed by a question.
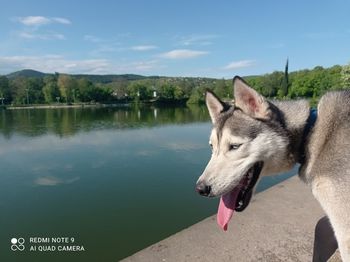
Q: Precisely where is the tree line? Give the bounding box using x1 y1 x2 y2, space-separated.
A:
0 63 349 106
0 73 112 105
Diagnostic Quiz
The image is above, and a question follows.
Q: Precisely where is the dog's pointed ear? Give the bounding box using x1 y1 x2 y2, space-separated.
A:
233 76 270 119
205 90 227 124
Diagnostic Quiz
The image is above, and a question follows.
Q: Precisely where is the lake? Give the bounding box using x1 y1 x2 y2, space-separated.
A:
0 105 296 262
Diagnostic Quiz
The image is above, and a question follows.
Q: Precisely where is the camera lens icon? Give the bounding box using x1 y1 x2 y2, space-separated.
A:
11 238 25 251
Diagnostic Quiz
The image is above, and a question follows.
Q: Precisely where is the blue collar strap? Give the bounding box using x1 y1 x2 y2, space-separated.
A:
298 108 317 164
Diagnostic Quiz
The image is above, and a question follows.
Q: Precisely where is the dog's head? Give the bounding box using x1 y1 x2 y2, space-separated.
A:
196 76 292 230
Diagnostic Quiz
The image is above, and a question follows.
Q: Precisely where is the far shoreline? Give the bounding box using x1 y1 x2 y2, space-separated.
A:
2 103 130 110
1 101 195 110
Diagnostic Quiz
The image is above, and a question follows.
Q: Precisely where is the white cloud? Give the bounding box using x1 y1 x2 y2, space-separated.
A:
14 16 70 41
131 45 157 51
17 16 51 26
178 34 218 46
0 55 110 74
16 16 71 26
19 32 65 40
49 33 65 40
18 32 38 39
129 60 160 71
89 45 120 55
84 35 125 56
84 34 103 43
223 60 256 70
0 55 161 74
159 49 208 59
51 17 71 25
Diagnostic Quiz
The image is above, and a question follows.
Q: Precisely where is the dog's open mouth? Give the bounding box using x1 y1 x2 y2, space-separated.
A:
217 161 264 231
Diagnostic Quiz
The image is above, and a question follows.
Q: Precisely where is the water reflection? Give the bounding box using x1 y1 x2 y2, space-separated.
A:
35 176 80 186
0 103 297 262
0 105 210 139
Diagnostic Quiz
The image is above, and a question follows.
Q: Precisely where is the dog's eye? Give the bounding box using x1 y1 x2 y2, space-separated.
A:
229 144 242 151
209 142 213 150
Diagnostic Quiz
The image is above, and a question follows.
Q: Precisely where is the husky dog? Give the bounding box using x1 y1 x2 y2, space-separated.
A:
196 76 350 261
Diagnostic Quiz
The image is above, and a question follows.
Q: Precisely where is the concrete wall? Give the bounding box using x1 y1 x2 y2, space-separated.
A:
122 176 325 262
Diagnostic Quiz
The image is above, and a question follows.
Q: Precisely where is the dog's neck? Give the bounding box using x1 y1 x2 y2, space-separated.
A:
272 99 313 166
298 108 317 164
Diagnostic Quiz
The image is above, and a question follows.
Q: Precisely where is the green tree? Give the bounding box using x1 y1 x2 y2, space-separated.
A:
214 78 229 99
159 83 175 100
182 79 195 98
0 76 11 104
57 74 76 103
10 77 28 104
111 79 128 100
26 77 44 103
289 67 328 98
279 59 289 98
341 62 350 88
261 71 283 97
76 78 93 102
327 65 342 90
42 75 59 103
127 81 152 101
174 86 185 100
246 76 265 94
289 70 313 98
187 86 207 105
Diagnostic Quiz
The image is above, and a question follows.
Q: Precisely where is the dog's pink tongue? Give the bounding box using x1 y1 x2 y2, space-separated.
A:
217 188 240 231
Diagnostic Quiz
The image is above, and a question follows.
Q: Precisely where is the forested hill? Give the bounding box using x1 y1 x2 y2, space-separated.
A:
6 69 160 83
6 69 47 79
0 63 349 106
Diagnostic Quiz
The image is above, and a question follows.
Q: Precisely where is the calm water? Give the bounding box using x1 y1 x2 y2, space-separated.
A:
0 105 296 262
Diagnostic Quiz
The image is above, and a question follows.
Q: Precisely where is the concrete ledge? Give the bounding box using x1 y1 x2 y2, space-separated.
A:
122 176 325 262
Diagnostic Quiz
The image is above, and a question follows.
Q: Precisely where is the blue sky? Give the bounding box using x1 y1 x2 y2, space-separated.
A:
0 0 349 77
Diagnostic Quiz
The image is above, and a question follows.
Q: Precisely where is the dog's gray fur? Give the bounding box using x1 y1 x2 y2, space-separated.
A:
197 76 350 261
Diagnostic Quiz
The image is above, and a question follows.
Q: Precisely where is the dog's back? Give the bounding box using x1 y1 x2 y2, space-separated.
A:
304 91 350 181
303 91 350 261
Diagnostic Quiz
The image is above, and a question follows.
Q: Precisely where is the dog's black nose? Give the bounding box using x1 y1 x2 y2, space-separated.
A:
196 182 211 196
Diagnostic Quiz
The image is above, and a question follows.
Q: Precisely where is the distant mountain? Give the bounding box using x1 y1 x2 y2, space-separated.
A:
5 69 161 83
71 73 157 83
6 69 48 79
